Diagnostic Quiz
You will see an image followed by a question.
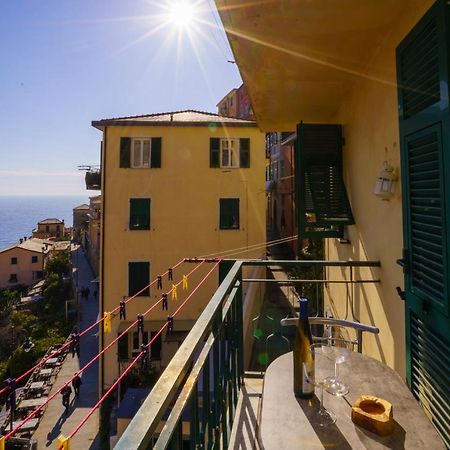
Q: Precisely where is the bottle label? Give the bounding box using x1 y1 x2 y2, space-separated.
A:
302 361 314 394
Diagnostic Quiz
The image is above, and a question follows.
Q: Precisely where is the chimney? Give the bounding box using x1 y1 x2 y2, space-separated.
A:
170 114 173 122
19 238 23 244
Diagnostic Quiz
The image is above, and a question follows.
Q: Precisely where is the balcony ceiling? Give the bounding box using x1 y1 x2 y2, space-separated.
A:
216 0 421 131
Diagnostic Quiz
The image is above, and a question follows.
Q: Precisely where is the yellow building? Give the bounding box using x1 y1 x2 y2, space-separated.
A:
0 238 51 288
92 110 266 388
217 0 449 445
32 218 65 240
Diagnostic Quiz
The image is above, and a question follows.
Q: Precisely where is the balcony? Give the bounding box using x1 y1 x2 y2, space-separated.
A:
114 259 405 449
78 165 101 190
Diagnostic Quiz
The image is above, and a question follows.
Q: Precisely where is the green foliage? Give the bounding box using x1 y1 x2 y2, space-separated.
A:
289 238 324 316
0 289 20 317
10 310 38 332
44 251 71 277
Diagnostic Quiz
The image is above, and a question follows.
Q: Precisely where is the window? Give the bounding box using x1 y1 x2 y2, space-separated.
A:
220 198 240 230
128 262 150 296
31 255 38 264
210 138 250 168
45 225 49 232
118 332 129 360
129 198 151 230
11 257 17 265
120 137 162 168
9 274 18 283
132 331 149 357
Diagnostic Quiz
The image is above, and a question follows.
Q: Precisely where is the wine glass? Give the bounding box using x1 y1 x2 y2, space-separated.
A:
306 342 337 427
324 329 352 396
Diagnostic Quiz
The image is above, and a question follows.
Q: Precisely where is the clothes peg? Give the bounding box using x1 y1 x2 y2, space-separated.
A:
182 275 188 291
167 316 174 333
171 284 178 301
157 275 163 290
168 268 173 281
119 300 126 320
162 293 168 311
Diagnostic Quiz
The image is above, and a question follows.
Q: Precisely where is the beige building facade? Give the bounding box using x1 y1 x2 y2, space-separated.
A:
32 218 65 240
93 110 266 388
0 238 50 288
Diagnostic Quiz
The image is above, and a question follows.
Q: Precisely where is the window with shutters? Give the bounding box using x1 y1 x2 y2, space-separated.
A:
132 331 149 357
296 123 354 239
210 138 250 168
129 198 150 230
220 198 240 230
11 257 17 265
31 256 38 264
128 262 150 296
120 137 162 168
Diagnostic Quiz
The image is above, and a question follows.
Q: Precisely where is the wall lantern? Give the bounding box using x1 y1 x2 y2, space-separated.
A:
374 161 397 200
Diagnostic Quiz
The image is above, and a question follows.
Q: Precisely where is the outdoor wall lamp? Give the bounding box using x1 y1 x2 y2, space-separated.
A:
373 161 397 201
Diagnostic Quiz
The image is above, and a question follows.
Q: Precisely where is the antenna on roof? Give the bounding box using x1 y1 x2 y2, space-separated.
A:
170 114 173 122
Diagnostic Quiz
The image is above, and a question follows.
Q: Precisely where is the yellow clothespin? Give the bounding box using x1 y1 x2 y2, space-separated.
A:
57 434 70 450
182 275 188 291
103 312 112 333
0 436 5 450
171 284 178 301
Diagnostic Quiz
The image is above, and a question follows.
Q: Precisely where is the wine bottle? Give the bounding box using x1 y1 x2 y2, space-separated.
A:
293 295 314 398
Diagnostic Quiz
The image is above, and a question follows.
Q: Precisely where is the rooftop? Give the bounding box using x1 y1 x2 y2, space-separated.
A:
38 218 64 225
0 238 54 254
92 109 258 129
73 204 90 210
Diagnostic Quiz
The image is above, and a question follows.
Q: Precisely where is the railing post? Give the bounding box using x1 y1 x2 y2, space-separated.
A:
236 269 244 387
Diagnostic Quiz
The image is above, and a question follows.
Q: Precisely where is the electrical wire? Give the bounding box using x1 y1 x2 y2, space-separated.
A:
62 260 221 446
0 259 185 397
3 261 204 441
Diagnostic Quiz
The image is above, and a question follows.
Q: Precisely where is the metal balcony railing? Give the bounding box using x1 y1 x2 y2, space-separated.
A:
115 259 380 450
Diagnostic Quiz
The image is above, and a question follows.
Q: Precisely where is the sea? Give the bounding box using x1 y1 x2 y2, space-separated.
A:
0 195 89 249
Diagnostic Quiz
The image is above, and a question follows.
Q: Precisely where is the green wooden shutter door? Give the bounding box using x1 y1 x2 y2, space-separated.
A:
129 199 150 230
118 332 128 360
120 137 131 168
239 138 250 168
151 137 162 168
128 262 150 296
397 2 450 446
210 138 220 168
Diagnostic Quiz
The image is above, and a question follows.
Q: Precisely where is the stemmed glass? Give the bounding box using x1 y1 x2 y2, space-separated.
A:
306 341 337 427
323 328 352 396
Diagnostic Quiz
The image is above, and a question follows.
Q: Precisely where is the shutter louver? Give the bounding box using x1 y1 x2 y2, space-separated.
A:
120 137 131 168
296 123 354 238
239 138 250 168
117 333 128 360
151 137 162 168
210 138 220 168
129 262 150 296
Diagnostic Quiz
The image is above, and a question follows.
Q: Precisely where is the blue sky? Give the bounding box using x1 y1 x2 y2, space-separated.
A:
0 0 241 196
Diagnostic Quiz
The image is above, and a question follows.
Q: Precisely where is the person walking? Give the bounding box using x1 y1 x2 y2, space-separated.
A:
72 374 82 399
61 385 72 414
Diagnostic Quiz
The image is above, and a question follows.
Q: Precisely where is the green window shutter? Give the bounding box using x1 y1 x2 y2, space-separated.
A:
397 4 450 447
295 123 354 239
210 138 220 168
220 198 240 229
129 198 150 230
117 332 128 360
239 138 250 168
120 137 131 168
219 260 234 284
128 262 150 296
151 137 162 168
11 257 17 265
31 256 38 263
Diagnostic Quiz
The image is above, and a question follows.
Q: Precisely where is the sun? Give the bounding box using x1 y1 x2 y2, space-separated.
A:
167 0 197 29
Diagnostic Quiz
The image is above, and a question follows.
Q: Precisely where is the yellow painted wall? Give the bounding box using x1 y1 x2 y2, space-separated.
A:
100 123 266 385
325 1 434 377
0 247 44 288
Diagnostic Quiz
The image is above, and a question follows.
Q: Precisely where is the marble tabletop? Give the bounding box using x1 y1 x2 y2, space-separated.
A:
259 352 445 449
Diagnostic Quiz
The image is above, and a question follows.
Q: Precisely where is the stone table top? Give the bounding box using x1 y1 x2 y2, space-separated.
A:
259 352 445 449
29 381 45 390
17 396 48 410
38 368 53 377
11 418 39 431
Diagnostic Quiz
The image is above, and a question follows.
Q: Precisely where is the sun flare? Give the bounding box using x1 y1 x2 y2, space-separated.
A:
167 0 197 29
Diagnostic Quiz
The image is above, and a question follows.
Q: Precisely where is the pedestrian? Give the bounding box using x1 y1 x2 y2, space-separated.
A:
70 332 80 358
61 385 72 413
72 374 82 399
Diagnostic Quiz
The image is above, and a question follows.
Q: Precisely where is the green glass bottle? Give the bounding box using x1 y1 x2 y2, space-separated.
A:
293 296 314 398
